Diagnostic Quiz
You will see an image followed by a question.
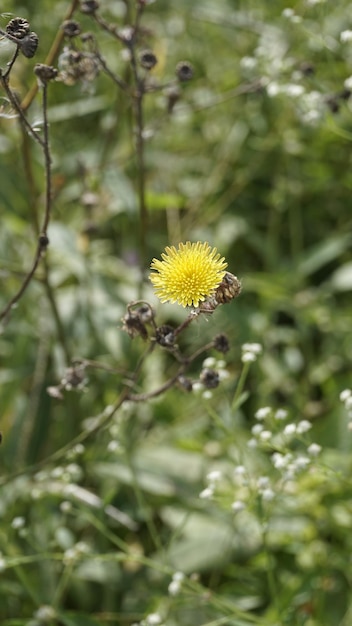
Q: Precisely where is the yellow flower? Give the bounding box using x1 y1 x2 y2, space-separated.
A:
150 241 228 307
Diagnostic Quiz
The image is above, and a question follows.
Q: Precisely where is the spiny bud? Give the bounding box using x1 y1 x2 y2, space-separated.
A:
214 272 241 305
176 61 193 82
139 50 158 70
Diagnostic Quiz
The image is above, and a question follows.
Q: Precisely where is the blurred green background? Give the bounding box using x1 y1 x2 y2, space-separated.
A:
1 1 352 625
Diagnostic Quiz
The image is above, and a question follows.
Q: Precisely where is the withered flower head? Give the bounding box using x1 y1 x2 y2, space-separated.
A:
139 50 158 70
176 61 194 82
20 32 39 58
200 368 220 389
214 272 242 305
6 17 30 39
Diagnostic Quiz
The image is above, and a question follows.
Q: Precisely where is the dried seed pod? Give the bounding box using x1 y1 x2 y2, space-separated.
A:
214 272 242 304
34 64 58 82
20 32 39 58
200 368 220 389
176 61 193 81
213 333 230 354
81 0 100 14
62 20 81 38
155 325 176 348
6 17 30 39
121 311 148 340
139 50 158 70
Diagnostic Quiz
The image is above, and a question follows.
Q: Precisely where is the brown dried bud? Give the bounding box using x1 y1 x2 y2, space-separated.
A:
139 50 158 70
213 333 230 354
121 311 148 340
62 20 81 38
176 61 193 82
200 368 220 389
155 325 176 348
20 32 39 58
34 64 58 82
81 0 100 14
38 233 50 249
214 272 242 305
6 17 30 39
61 364 87 390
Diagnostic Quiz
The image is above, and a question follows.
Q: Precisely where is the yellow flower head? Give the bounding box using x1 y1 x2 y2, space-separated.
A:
150 241 228 308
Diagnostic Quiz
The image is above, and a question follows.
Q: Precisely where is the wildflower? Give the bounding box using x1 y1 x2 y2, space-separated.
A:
341 30 352 43
232 500 245 513
255 406 271 420
149 242 227 307
307 443 322 456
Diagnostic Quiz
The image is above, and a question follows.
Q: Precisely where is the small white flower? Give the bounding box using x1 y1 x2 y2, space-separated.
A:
267 82 281 97
108 440 120 452
168 580 181 596
206 470 222 483
172 571 185 582
234 465 246 476
146 613 162 626
257 476 270 489
294 455 311 470
240 56 257 70
202 390 213 400
255 406 272 420
11 516 25 530
275 409 288 420
341 30 352 43
259 430 272 442
231 500 245 513
199 487 214 500
252 423 264 436
241 351 257 363
262 488 275 502
34 606 56 621
282 8 295 18
284 423 297 436
192 382 204 393
242 343 262 354
247 437 258 449
203 357 216 368
60 501 72 513
284 84 305 97
297 420 312 434
340 389 352 402
307 443 322 456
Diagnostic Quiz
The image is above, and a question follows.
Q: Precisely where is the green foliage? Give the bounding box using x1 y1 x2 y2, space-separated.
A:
1 1 352 625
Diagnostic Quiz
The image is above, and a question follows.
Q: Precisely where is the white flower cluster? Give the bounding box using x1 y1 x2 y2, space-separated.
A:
199 469 223 500
168 571 185 596
241 343 262 363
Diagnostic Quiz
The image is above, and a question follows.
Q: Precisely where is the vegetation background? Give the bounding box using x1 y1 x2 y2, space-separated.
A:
1 0 352 625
